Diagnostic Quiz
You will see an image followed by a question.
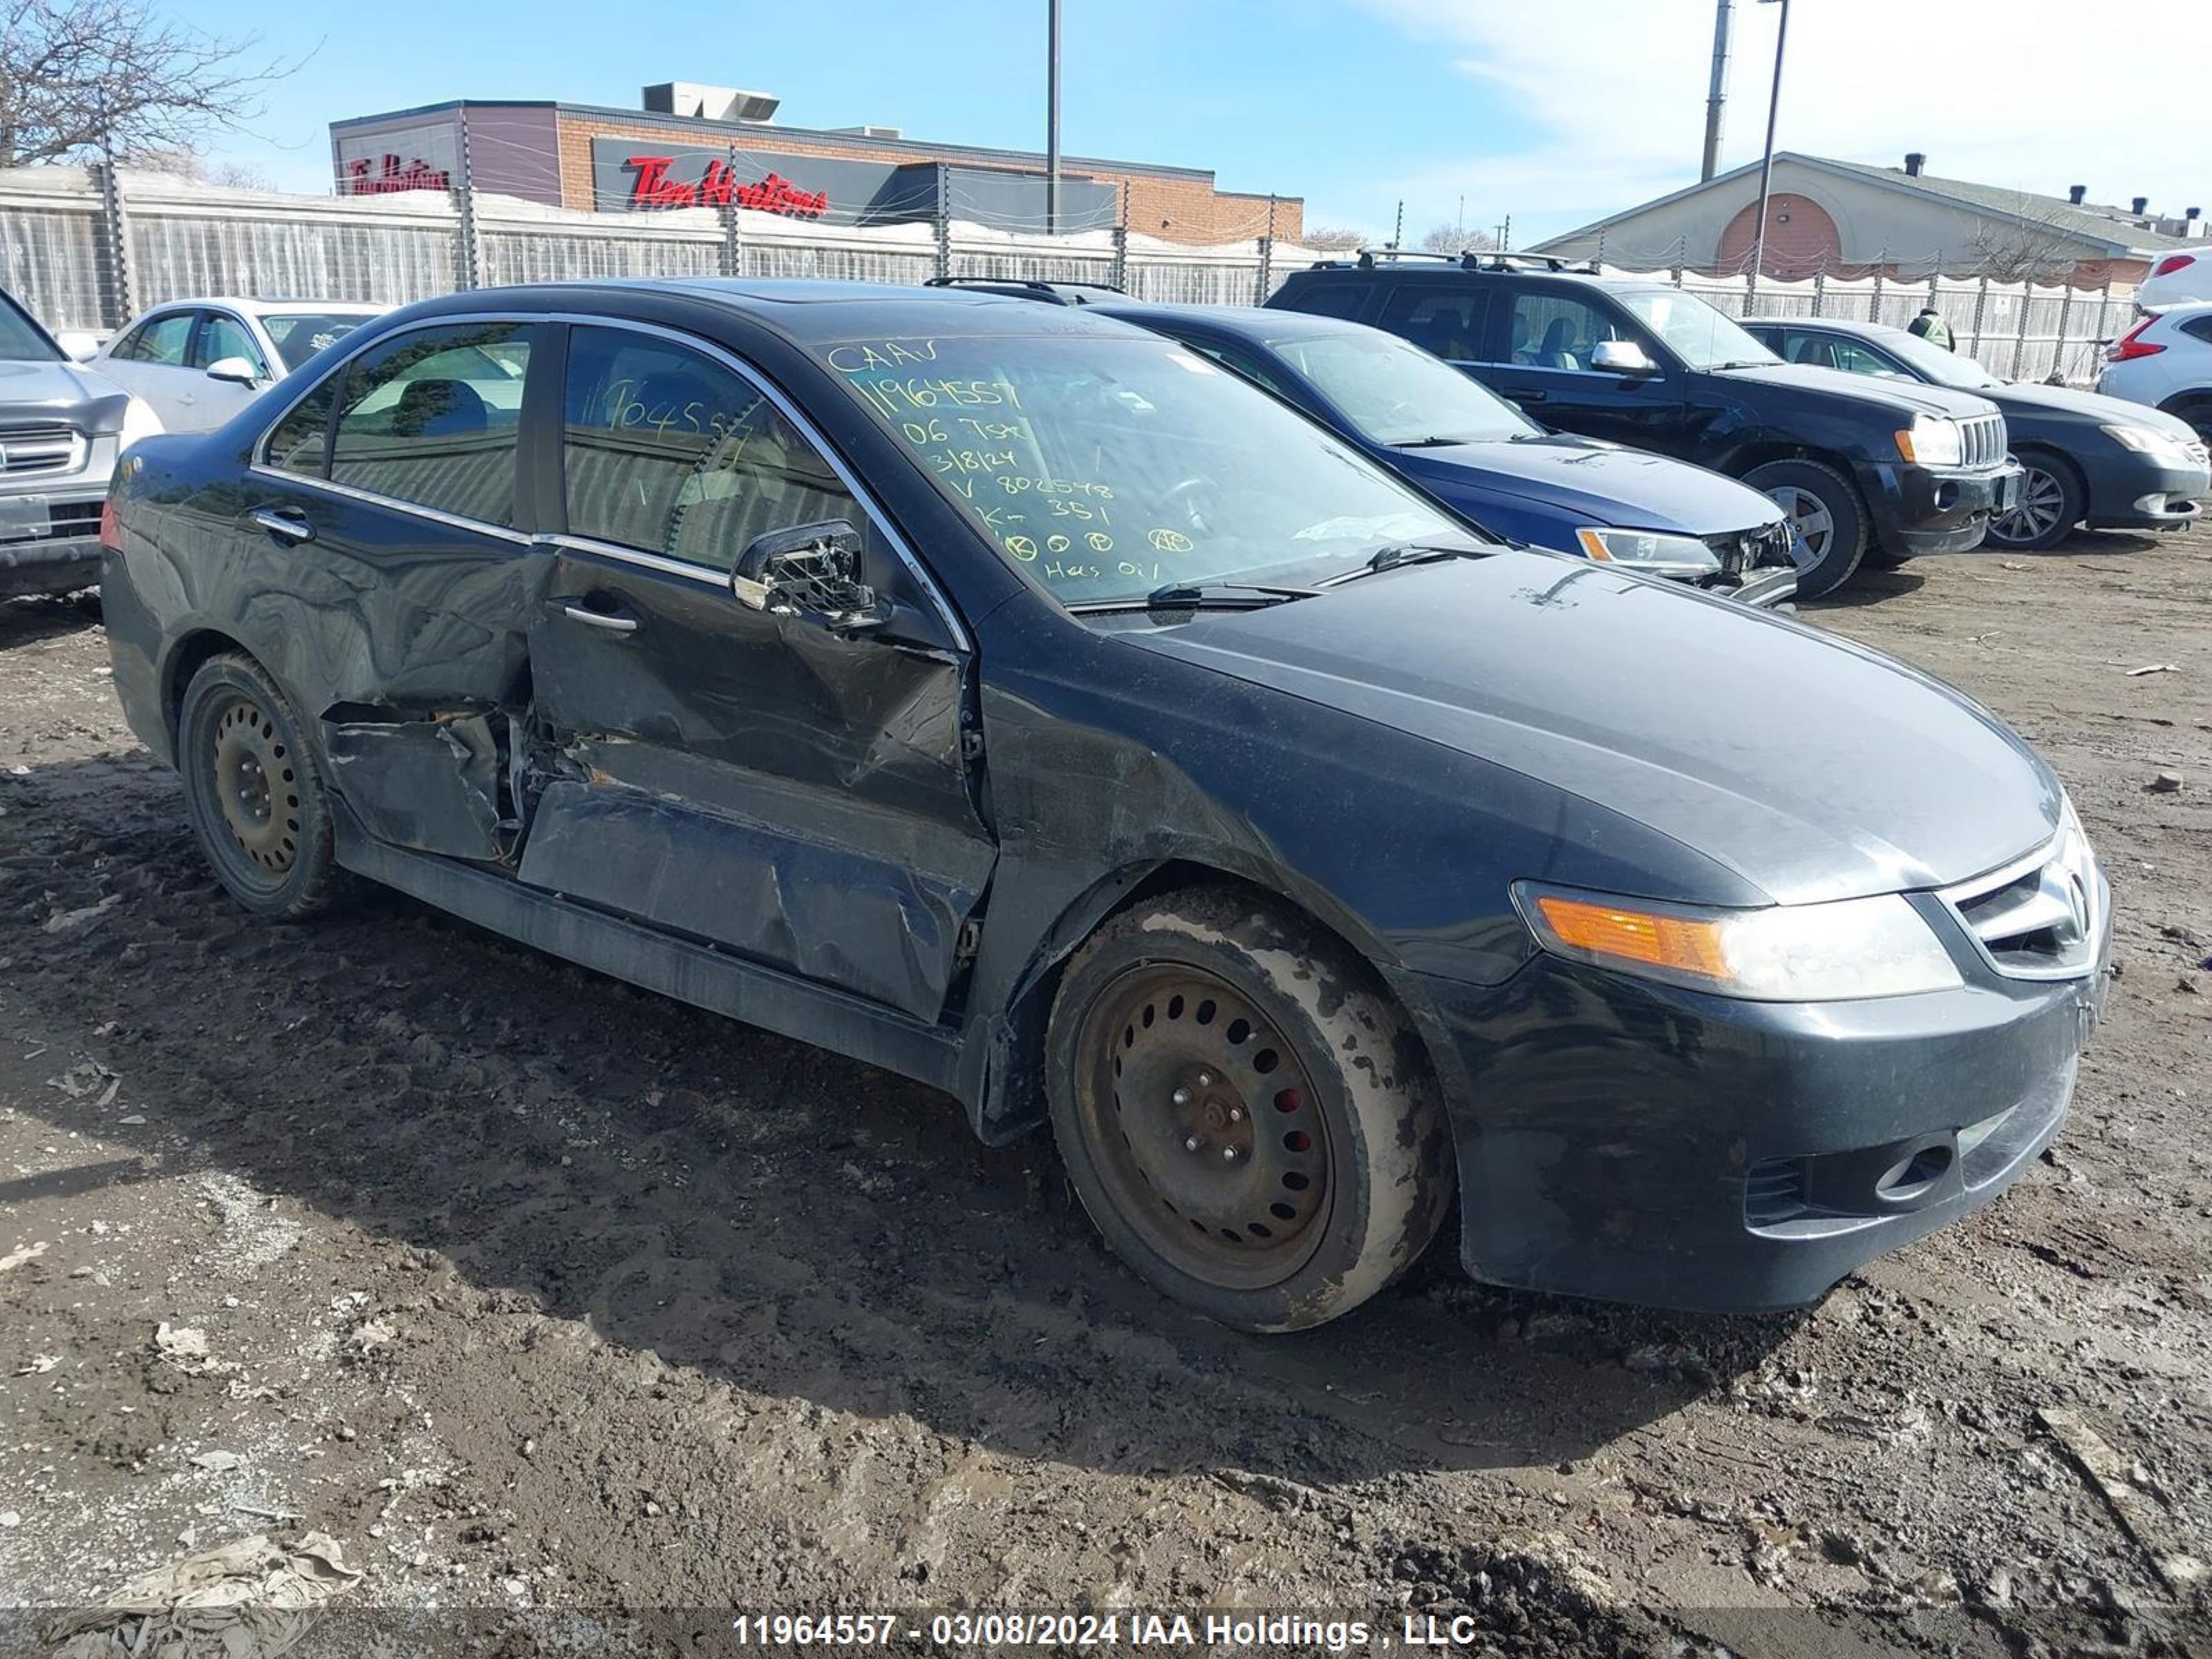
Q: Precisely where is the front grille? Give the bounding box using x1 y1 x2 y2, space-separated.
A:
1940 814 2103 980
1960 412 2007 470
0 423 85 479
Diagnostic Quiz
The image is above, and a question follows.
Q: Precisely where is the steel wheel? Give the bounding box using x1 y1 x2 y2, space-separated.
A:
1768 485 1835 559
1987 460 2077 551
208 695 302 885
1073 962 1332 1290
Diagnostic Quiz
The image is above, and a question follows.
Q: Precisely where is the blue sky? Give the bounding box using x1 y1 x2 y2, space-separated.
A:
179 0 2210 250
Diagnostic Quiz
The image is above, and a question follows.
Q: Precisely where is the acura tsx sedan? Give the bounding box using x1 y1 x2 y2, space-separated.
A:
102 280 2110 1331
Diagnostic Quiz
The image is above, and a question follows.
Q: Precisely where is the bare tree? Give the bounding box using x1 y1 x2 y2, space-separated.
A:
0 0 303 169
1418 223 1498 256
1962 196 2086 283
129 144 272 190
1302 225 1369 252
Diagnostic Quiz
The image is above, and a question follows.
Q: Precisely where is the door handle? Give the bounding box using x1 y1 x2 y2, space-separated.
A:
1506 387 1548 404
246 505 314 545
560 602 639 635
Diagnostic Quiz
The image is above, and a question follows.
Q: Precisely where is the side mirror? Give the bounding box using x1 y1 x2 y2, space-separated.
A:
1591 339 1656 375
731 519 892 633
205 356 261 387
54 329 102 363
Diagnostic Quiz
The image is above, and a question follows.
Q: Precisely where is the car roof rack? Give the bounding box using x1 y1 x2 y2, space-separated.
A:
923 275 1127 306
1304 249 1602 274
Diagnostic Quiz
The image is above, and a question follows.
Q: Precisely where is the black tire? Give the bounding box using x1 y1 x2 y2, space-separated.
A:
1046 888 1453 1333
2164 399 2212 451
177 653 356 919
1985 451 2083 552
1744 457 1868 597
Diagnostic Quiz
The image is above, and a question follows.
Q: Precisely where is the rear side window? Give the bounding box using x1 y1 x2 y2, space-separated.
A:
113 312 192 365
1375 285 1488 361
1786 332 1908 378
1277 281 1370 322
560 325 857 573
2182 315 2212 345
1506 292 1625 371
328 322 532 526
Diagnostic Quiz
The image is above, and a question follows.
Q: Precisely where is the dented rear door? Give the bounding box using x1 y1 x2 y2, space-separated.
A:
517 323 994 1024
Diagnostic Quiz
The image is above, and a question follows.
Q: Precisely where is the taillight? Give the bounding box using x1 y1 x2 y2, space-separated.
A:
2151 252 2198 279
98 496 120 552
2107 317 2166 362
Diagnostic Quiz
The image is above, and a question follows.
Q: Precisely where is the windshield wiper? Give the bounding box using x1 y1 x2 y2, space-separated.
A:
1388 435 1470 449
1320 543 1477 587
1068 581 1318 615
1711 359 1772 371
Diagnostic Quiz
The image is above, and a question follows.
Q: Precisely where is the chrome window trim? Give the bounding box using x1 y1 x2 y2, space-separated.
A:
245 310 969 653
242 464 534 545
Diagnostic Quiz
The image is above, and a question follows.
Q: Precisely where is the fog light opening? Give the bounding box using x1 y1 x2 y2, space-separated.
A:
1876 1143 1954 1203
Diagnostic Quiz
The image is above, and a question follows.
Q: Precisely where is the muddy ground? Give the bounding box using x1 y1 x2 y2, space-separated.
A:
1 531 2207 1659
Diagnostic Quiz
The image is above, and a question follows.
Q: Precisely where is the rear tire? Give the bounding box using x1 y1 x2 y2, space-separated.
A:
177 654 356 919
2163 398 2212 451
1985 452 2083 552
1047 888 1453 1332
1745 458 1868 597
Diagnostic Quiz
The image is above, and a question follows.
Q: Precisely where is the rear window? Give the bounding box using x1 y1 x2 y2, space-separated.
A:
263 313 373 371
1275 281 1369 322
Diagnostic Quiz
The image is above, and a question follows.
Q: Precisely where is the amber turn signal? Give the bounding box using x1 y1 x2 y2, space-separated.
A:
1533 894 1731 981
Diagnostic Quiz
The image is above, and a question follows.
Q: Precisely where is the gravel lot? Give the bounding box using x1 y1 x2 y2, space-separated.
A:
1 529 2207 1658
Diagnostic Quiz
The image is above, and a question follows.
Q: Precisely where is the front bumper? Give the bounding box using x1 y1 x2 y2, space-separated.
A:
1 447 113 597
2082 453 2207 531
1424 892 2109 1312
1858 458 2024 557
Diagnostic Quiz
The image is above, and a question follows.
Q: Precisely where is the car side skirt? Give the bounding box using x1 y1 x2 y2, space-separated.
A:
330 798 965 1098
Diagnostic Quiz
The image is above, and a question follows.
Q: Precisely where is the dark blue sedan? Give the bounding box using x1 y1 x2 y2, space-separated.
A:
978 290 1803 606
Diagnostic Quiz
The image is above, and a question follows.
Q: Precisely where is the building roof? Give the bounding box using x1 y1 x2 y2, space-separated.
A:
1533 152 2197 261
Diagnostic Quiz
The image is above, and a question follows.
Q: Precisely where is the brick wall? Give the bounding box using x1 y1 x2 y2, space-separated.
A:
552 111 1300 245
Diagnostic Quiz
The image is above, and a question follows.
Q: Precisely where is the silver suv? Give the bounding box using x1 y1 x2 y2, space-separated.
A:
1 287 160 598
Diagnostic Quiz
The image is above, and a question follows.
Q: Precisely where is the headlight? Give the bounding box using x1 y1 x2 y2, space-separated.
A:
1894 415 1962 467
1573 527 1722 575
117 396 164 452
1512 882 1964 1001
2102 422 2196 463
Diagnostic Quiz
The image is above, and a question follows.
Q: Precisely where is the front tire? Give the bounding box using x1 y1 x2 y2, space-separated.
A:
1047 888 1453 1333
1745 457 1869 597
1985 453 2082 552
177 654 355 919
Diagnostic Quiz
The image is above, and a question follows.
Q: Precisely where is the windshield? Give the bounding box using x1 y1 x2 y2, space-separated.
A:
1267 327 1539 445
1614 288 1778 371
1873 326 2001 389
820 332 1479 606
263 313 373 371
0 292 61 362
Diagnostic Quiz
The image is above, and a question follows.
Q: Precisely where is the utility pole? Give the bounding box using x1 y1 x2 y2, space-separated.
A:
1391 198 1403 249
1700 0 1734 181
1747 0 1790 295
1044 0 1062 234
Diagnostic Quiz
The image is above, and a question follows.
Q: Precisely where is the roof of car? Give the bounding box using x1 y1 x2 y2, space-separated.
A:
1740 315 1912 341
418 277 1163 348
1085 300 1360 340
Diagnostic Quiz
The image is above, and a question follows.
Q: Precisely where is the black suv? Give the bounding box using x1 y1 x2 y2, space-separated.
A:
1268 254 2023 595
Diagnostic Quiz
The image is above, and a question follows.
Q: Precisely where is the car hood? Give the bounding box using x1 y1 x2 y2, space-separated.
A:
1123 551 2059 906
0 356 134 431
1389 435 1781 534
1716 360 2001 420
1992 379 2201 440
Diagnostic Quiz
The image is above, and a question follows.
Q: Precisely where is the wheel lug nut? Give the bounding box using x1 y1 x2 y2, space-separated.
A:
1172 1087 1191 1107
1228 1107 1243 1123
1222 1147 1239 1162
1197 1070 1215 1087
1184 1135 1201 1152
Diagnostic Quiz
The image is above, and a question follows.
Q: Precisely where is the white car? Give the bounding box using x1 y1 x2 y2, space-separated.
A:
92 298 386 433
2137 249 2212 312
2099 301 2212 448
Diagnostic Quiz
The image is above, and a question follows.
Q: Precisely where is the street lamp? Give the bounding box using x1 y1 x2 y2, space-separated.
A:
1747 0 1790 295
